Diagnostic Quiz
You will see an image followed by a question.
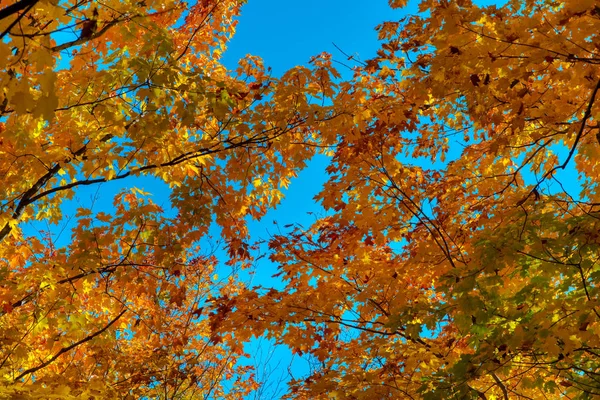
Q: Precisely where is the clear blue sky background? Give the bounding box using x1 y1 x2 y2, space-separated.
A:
222 0 408 76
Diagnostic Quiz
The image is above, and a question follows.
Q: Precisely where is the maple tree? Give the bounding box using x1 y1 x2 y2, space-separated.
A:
217 0 600 398
0 0 342 398
2 0 600 398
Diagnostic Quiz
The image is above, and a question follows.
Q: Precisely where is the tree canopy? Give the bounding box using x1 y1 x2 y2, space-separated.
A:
1 0 599 398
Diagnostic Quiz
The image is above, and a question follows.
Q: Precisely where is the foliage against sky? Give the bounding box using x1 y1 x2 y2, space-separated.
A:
0 0 599 398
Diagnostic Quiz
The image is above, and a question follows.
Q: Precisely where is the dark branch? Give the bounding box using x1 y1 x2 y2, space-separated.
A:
13 309 126 382
491 372 509 400
524 78 600 203
0 0 37 40
0 0 38 22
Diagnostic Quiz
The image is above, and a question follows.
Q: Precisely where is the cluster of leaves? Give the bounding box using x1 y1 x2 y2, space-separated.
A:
0 0 599 398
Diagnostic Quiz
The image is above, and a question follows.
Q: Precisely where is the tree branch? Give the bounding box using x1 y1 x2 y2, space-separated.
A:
13 309 126 382
0 0 38 22
51 17 121 52
524 78 600 202
0 0 37 40
491 372 509 400
0 134 113 243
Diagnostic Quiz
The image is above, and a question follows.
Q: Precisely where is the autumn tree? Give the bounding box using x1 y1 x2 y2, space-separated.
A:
218 0 600 398
3 0 600 398
0 0 343 398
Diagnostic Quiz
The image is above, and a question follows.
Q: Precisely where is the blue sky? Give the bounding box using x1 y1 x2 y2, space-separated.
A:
222 0 409 76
